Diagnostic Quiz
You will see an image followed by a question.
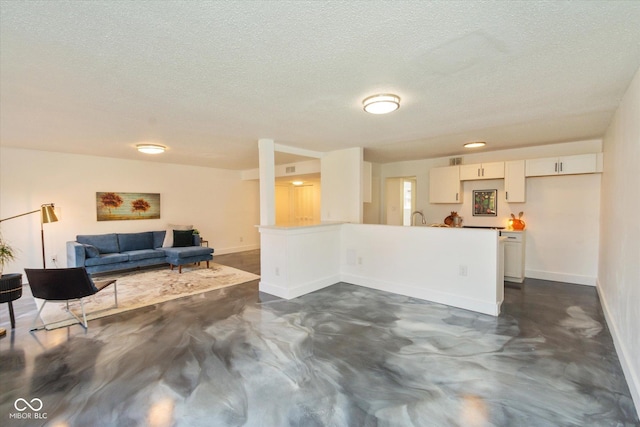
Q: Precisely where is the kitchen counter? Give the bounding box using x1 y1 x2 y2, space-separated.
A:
259 223 504 316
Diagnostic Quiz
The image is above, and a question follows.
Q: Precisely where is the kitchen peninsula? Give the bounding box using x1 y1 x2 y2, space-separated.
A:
259 223 505 316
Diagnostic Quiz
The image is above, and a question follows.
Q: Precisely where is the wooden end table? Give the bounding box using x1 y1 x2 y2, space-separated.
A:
0 273 23 333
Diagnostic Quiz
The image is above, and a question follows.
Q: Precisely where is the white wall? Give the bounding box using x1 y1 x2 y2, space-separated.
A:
598 66 640 410
341 224 503 315
375 139 603 285
259 223 503 315
0 147 260 274
321 147 363 223
259 224 342 299
363 162 381 224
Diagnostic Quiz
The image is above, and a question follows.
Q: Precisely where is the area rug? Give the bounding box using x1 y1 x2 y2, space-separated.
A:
33 263 260 330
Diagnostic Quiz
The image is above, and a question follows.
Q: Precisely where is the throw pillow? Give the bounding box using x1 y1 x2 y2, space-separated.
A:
84 244 100 258
162 224 193 247
172 230 194 247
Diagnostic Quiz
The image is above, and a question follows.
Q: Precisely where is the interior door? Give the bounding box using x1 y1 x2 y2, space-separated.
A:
385 178 404 225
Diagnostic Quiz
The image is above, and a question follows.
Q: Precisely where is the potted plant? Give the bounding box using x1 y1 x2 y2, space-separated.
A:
0 237 16 277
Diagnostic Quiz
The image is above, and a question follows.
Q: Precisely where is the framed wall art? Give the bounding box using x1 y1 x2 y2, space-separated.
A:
473 189 497 216
96 192 160 221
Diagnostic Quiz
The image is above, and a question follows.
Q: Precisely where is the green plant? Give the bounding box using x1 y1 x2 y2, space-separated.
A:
0 237 16 270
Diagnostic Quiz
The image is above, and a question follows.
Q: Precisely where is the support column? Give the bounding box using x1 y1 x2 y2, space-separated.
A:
258 138 276 226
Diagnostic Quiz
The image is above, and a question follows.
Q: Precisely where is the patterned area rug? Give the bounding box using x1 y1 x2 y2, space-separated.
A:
33 263 260 330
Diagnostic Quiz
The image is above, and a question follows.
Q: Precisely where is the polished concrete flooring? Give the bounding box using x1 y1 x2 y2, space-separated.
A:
1 250 638 426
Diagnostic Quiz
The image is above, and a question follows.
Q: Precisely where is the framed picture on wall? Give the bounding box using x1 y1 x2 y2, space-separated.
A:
473 189 497 216
96 192 161 221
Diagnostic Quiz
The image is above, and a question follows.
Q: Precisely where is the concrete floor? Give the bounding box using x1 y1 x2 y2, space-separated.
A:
0 250 638 426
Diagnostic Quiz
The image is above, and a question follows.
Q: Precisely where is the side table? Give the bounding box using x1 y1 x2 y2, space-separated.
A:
0 273 23 335
197 237 209 267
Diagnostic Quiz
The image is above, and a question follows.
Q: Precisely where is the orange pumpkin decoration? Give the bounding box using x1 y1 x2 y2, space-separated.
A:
511 219 526 230
509 212 526 230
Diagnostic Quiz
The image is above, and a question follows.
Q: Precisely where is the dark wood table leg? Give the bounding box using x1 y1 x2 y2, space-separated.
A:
8 301 15 329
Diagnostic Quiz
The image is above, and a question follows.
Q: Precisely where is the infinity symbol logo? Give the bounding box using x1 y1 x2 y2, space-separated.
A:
14 398 43 412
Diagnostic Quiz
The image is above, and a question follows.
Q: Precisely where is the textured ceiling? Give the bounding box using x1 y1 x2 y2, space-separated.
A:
1 1 639 170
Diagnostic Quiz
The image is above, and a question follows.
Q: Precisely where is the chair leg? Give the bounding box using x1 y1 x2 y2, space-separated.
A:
113 282 118 308
65 299 88 329
31 300 48 331
32 298 95 331
178 265 182 273
80 299 88 329
206 261 210 268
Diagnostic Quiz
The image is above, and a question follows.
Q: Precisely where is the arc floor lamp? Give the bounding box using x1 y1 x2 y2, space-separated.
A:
0 203 59 268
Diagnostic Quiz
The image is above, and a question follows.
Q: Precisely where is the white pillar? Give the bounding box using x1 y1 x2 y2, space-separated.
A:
258 138 276 226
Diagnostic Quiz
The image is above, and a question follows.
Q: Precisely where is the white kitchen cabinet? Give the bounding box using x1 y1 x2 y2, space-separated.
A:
504 160 526 203
429 166 462 203
525 153 602 177
460 161 505 180
501 231 525 283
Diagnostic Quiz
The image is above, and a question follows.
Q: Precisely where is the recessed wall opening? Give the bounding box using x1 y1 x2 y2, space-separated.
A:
275 173 321 226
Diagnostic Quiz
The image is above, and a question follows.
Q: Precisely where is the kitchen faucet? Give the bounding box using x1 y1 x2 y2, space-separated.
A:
411 210 427 226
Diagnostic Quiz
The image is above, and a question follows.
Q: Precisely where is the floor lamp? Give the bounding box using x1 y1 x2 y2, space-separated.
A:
0 203 59 268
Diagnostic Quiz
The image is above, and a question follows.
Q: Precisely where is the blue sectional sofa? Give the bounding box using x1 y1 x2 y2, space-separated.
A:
67 230 213 274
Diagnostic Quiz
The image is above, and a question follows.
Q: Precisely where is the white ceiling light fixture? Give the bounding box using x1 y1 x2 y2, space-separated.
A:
463 141 487 149
292 181 304 186
363 94 400 114
136 143 166 154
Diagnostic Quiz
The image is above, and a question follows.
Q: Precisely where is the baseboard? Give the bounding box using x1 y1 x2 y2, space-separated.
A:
258 280 289 299
214 244 260 255
259 274 340 300
340 273 500 316
525 269 596 286
596 278 640 414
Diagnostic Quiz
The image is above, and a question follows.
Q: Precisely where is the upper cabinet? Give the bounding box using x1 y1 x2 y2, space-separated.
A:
429 166 462 203
460 162 505 181
525 153 603 177
504 160 526 203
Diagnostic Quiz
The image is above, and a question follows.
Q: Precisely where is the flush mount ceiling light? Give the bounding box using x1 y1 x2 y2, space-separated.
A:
136 144 166 154
463 141 487 149
292 181 304 186
363 94 400 114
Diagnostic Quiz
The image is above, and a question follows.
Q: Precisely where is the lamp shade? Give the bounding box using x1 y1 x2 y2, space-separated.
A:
41 204 58 224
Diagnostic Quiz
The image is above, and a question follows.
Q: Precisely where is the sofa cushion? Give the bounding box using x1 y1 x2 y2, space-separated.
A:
173 230 194 247
125 249 166 261
162 224 193 247
84 253 129 267
118 232 154 252
152 231 166 249
83 244 100 258
162 246 213 259
77 234 119 254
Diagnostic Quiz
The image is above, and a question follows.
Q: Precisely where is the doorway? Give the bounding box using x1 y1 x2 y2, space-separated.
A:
385 177 416 226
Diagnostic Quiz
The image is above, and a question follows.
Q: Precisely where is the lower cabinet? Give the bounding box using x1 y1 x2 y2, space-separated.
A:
501 231 525 283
